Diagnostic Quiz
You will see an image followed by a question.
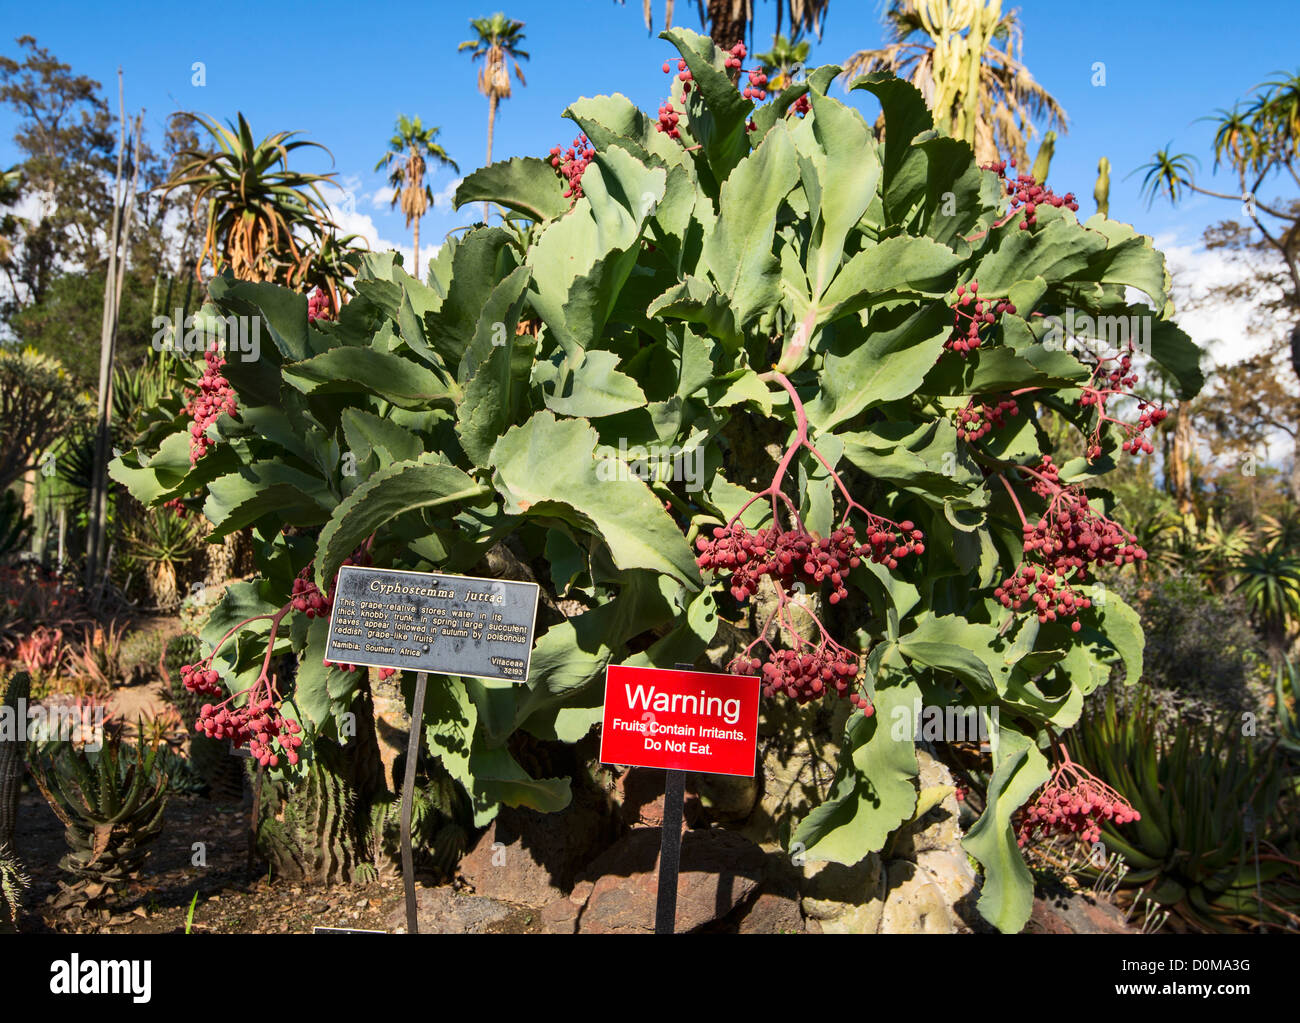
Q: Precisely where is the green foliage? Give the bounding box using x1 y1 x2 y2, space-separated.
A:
112 34 1201 931
30 733 168 893
1072 690 1300 932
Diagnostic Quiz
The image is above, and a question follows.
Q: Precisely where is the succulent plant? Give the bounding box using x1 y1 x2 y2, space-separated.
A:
1072 689 1300 932
30 733 168 916
0 842 29 933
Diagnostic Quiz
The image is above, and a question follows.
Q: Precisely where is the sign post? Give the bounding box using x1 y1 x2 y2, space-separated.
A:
324 566 540 934
600 662 760 934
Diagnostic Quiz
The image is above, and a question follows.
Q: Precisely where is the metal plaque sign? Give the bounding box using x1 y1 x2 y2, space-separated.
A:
599 665 760 777
324 566 540 683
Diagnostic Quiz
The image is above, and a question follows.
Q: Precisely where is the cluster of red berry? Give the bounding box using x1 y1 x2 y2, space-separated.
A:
182 348 238 465
947 281 1015 355
730 644 862 705
955 397 1019 442
995 456 1145 629
194 696 304 769
985 158 1079 229
1016 752 1140 847
307 288 334 323
548 134 595 202
181 659 304 768
1079 348 1168 459
696 521 922 605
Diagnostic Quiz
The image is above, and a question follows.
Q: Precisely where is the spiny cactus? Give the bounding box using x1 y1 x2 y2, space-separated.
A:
1 671 30 853
0 842 29 933
30 733 168 916
365 764 470 882
254 739 361 883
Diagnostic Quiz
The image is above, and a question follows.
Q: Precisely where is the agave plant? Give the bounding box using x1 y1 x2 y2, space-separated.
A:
1072 690 1300 932
161 112 338 286
30 733 168 919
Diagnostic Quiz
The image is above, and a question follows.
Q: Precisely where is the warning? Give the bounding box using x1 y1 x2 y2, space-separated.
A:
599 665 759 777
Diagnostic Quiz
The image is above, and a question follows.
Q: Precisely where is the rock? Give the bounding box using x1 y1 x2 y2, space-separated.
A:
573 828 766 933
385 887 512 934
613 767 697 829
1027 890 1134 934
915 848 977 910
878 859 958 934
458 791 618 908
690 772 758 824
800 853 885 930
891 749 963 860
737 890 806 934
740 698 846 848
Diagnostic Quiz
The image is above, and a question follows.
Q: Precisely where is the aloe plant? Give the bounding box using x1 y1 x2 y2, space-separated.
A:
1072 690 1300 932
30 733 168 915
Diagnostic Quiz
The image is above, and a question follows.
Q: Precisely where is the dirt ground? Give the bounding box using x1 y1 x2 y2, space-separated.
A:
10 788 540 935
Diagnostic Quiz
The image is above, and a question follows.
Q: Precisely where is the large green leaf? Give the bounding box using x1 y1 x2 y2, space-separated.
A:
489 411 700 588
314 454 490 588
454 156 570 223
282 347 457 409
792 661 921 862
701 121 799 328
455 266 535 463
962 721 1050 933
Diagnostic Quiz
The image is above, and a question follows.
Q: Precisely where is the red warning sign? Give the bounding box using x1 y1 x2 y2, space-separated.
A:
599 665 760 777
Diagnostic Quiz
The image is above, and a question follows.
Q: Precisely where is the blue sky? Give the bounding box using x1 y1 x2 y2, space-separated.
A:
2 0 1298 267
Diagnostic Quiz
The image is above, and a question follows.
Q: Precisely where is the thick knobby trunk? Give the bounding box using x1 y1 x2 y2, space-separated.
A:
706 0 748 47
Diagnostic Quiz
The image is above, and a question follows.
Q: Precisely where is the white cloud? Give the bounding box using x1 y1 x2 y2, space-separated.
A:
370 185 395 210
431 177 463 211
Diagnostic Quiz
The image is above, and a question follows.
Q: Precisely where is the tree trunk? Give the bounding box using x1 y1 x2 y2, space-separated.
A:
483 95 498 224
706 0 748 47
1170 402 1195 516
413 217 420 282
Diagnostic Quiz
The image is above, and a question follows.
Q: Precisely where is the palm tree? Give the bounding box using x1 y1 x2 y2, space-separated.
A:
622 1 830 47
756 33 810 92
375 115 458 277
160 113 337 286
459 13 529 222
841 1 1067 168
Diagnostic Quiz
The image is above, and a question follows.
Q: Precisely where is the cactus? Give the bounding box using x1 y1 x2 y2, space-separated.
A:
0 843 29 933
0 671 29 853
1095 156 1111 217
30 733 168 918
364 763 470 882
253 739 362 883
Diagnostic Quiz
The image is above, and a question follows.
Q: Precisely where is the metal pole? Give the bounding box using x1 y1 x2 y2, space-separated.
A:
654 662 694 934
402 671 429 934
